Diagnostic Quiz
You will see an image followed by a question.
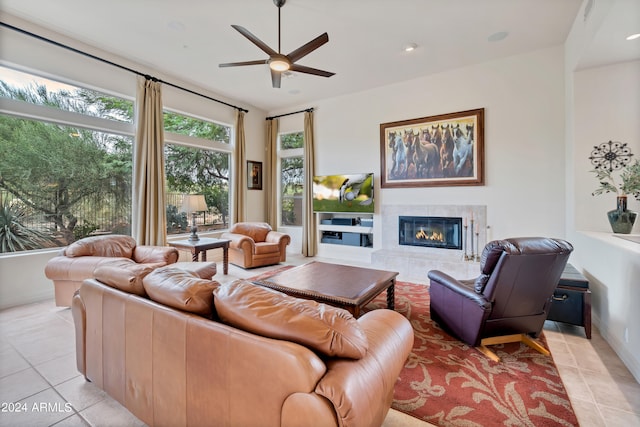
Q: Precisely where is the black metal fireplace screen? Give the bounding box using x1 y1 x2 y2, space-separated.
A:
398 216 462 250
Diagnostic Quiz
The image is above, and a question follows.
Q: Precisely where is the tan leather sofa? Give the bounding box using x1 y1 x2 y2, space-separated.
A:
72 266 414 427
45 235 179 307
222 222 291 268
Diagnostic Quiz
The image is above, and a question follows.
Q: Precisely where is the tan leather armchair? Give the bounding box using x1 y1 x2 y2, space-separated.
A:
45 234 178 306
222 222 290 268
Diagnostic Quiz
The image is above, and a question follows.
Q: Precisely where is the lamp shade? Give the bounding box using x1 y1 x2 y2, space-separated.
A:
181 194 207 214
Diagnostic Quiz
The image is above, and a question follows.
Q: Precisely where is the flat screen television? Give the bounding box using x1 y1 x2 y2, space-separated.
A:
312 173 374 213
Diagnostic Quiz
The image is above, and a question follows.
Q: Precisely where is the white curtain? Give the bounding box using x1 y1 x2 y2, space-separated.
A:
233 109 246 223
302 111 316 256
265 118 279 229
132 77 167 245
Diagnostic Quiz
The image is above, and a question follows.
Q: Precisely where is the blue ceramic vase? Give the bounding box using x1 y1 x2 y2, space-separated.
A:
607 196 637 234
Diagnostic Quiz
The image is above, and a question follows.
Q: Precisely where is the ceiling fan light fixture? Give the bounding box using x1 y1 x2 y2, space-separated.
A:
269 58 290 71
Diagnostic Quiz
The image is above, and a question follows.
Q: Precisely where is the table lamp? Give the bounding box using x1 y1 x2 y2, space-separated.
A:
181 194 208 241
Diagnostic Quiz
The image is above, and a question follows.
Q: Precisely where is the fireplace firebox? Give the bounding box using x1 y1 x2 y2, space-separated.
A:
399 216 462 250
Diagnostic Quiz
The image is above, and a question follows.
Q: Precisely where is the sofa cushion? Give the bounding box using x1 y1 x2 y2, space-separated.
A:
94 259 153 296
171 262 217 279
143 267 220 317
65 235 137 258
214 280 369 359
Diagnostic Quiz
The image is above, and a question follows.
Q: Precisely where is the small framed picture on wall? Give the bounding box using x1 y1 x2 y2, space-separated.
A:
247 160 262 190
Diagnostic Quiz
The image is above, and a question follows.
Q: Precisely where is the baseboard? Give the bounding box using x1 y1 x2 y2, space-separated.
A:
0 289 54 310
592 312 640 383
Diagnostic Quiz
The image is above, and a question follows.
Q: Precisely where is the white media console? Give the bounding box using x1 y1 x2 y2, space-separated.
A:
316 212 374 248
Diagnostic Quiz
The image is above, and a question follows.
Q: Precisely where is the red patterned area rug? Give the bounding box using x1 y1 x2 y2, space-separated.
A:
250 267 578 426
366 281 579 427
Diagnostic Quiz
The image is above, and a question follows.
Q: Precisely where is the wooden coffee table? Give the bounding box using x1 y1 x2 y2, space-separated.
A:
252 261 398 317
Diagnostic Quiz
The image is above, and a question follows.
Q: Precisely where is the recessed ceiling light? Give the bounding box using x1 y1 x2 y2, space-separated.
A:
167 21 185 32
626 33 640 41
488 31 509 42
403 43 417 52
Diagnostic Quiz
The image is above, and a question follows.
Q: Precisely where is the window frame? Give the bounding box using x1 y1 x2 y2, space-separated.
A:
163 109 235 236
278 131 304 227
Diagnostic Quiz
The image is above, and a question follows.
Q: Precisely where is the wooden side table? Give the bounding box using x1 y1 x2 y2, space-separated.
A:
168 237 230 275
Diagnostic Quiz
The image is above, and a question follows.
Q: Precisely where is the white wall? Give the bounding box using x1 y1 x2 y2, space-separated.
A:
294 46 568 246
573 61 640 231
0 251 58 308
574 232 640 381
567 60 640 382
561 0 640 382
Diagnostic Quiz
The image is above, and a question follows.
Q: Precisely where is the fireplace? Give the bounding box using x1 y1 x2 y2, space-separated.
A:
399 216 462 250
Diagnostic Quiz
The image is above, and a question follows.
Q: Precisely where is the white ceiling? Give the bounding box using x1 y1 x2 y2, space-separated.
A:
1 0 638 112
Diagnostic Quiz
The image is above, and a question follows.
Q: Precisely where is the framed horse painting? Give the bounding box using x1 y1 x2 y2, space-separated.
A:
380 108 484 188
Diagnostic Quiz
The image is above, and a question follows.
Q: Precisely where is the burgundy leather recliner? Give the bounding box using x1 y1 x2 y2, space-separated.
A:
428 237 573 361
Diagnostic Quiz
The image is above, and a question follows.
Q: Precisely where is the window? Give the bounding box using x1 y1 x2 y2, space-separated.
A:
163 111 232 235
0 65 236 253
279 132 304 226
0 67 133 123
0 66 134 253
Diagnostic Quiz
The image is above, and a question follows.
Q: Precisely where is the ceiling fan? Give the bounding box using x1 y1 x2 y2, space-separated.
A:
219 0 335 88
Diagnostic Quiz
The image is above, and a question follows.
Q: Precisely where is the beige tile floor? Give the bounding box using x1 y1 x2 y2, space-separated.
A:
1 253 638 426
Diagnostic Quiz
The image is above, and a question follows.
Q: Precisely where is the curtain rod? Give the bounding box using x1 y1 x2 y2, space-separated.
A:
0 21 249 113
266 107 313 120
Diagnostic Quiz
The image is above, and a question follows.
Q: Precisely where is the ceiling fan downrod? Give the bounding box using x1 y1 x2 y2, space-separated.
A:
274 0 286 54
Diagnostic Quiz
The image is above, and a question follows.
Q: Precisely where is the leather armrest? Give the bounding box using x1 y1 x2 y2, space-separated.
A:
265 231 290 245
132 246 179 265
315 310 413 427
266 231 290 262
427 270 490 308
222 232 255 251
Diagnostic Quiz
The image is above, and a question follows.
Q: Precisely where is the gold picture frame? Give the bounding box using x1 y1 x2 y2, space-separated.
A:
247 160 262 190
380 108 484 188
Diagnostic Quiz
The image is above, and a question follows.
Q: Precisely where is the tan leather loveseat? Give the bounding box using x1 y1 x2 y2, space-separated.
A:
72 266 414 427
45 234 179 306
222 222 291 268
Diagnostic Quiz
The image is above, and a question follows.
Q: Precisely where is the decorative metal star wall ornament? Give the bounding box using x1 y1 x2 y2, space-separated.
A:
589 140 634 172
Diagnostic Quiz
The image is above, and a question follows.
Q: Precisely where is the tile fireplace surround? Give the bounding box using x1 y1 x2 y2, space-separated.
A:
372 204 487 282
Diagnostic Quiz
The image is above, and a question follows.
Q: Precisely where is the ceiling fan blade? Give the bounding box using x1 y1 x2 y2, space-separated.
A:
286 33 329 63
289 63 335 78
219 60 267 68
231 25 277 56
271 69 282 88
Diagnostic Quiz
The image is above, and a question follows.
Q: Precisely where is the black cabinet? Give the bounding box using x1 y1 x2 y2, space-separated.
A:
548 264 591 339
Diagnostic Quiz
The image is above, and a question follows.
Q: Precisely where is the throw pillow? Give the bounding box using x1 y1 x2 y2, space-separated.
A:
94 259 153 296
143 266 220 317
214 280 369 359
